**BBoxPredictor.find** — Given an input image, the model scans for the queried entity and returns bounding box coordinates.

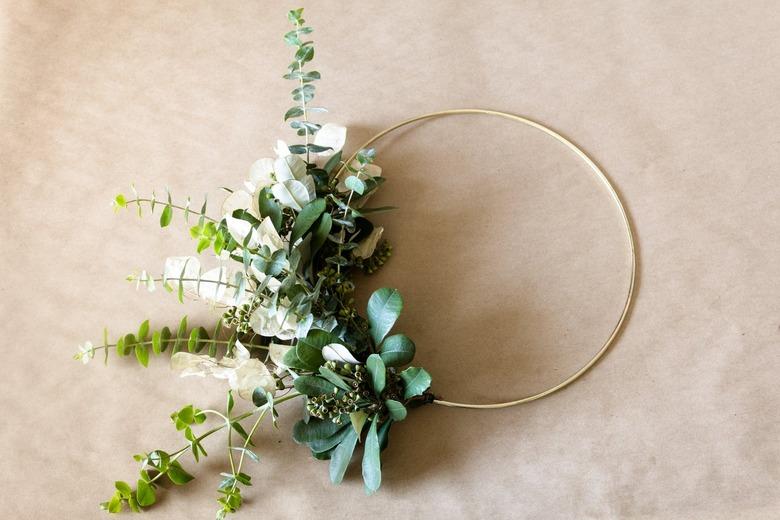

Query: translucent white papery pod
[249,302,299,341]
[221,190,254,219]
[274,154,307,182]
[225,215,261,249]
[313,123,347,157]
[163,256,201,293]
[271,177,315,211]
[248,157,275,193]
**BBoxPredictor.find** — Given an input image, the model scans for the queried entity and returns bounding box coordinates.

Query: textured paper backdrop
[1,1,778,518]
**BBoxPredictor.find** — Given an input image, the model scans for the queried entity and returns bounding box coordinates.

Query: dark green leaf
[294,329,339,370]
[160,326,172,352]
[291,198,326,244]
[251,387,268,407]
[379,334,416,366]
[291,83,315,102]
[285,107,305,121]
[367,288,403,346]
[378,419,392,452]
[288,143,331,154]
[362,418,381,494]
[281,346,307,371]
[294,44,314,63]
[323,150,342,174]
[294,375,336,396]
[257,188,282,230]
[310,213,332,257]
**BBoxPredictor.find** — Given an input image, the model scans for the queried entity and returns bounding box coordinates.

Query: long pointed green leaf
[366,354,386,396]
[361,418,381,494]
[329,427,358,484]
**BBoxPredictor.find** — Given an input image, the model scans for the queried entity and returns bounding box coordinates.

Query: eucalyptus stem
[123,198,218,223]
[229,407,269,496]
[294,19,311,163]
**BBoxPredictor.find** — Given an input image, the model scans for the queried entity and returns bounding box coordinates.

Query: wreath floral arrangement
[76,9,432,516]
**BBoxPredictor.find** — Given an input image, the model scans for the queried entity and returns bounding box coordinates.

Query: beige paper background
[1,1,778,518]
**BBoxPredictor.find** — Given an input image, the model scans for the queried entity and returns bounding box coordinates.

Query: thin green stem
[143,392,303,485]
[295,20,310,163]
[229,407,268,495]
[124,198,218,223]
[92,339,268,353]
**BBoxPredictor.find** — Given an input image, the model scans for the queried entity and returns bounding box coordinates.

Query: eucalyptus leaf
[136,479,155,507]
[284,106,304,120]
[344,175,366,194]
[160,205,173,227]
[166,462,194,485]
[135,343,149,367]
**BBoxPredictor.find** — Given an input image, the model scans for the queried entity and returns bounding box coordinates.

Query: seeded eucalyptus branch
[77,8,433,515]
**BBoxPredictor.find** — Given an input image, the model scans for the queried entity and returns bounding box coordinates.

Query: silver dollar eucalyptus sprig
[75,8,433,518]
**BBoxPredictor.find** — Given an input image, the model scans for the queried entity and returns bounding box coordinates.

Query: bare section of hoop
[340,109,636,410]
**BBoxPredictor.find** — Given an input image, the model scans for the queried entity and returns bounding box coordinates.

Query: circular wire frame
[339,109,637,409]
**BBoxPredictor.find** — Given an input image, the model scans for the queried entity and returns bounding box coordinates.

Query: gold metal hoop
[339,109,637,409]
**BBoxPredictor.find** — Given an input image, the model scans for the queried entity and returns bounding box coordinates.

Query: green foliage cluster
[81,8,435,516]
[291,288,430,494]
